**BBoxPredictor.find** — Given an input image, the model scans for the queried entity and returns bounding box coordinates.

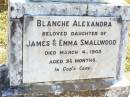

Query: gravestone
[4,0,130,96]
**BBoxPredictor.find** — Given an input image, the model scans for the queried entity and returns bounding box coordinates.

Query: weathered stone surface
[11,0,129,5]
[2,83,130,97]
[9,1,130,85]
[5,0,130,97]
[10,2,130,19]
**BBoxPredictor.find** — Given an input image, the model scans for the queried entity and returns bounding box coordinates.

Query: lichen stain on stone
[10,4,25,18]
[11,6,15,11]
[117,16,123,24]
[24,16,33,33]
[11,21,16,38]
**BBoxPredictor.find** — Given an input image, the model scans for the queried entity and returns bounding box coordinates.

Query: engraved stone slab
[23,16,121,83]
[9,1,130,85]
[4,0,130,96]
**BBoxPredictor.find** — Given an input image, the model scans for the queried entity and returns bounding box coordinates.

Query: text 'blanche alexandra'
[37,20,112,27]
